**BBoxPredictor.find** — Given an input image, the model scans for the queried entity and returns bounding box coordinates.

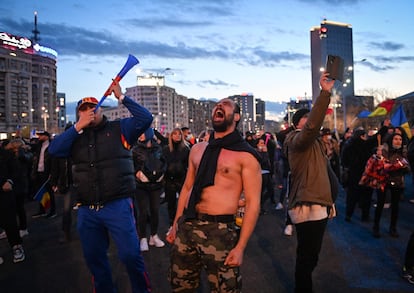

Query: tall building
[0,14,58,137]
[228,93,256,134]
[187,98,215,136]
[103,77,188,135]
[310,19,354,131]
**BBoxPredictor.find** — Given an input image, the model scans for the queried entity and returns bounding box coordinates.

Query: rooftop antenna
[32,11,40,43]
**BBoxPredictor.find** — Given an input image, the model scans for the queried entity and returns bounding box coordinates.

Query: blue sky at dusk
[1,0,413,106]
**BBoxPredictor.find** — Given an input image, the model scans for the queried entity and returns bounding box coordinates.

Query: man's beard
[212,113,234,132]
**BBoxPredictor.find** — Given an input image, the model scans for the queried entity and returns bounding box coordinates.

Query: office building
[310,19,354,131]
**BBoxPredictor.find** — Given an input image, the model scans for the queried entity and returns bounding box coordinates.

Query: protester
[0,142,25,263]
[48,81,153,293]
[373,133,410,238]
[341,128,377,222]
[403,232,414,284]
[167,98,262,292]
[5,138,32,237]
[31,130,56,219]
[133,127,167,251]
[181,126,195,147]
[162,128,190,230]
[283,72,335,293]
[256,137,274,214]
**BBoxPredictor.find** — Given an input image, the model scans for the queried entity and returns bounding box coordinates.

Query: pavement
[1,177,414,293]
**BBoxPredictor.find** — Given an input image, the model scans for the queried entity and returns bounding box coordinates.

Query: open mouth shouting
[213,109,225,121]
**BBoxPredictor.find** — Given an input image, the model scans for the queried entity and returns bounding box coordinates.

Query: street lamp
[41,106,49,131]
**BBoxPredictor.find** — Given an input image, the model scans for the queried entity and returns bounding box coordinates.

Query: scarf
[184,130,261,218]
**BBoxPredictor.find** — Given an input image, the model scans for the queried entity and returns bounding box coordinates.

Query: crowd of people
[1,74,414,292]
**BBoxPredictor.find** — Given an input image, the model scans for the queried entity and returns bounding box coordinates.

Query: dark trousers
[135,188,162,237]
[405,232,414,269]
[261,173,274,209]
[294,218,328,293]
[346,184,373,220]
[165,181,183,226]
[61,190,74,235]
[374,186,402,230]
[15,191,27,230]
[0,191,22,247]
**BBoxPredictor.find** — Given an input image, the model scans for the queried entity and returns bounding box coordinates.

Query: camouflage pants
[170,217,241,292]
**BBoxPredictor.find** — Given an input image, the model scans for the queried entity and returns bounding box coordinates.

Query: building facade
[0,31,58,138]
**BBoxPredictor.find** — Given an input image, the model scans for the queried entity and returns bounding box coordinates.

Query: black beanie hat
[292,108,310,127]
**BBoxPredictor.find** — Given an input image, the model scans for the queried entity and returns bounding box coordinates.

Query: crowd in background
[1,116,414,284]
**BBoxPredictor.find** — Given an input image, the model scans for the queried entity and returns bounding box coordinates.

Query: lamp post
[41,106,49,131]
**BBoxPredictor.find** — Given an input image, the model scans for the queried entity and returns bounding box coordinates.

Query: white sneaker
[149,234,165,247]
[140,238,149,252]
[284,224,293,236]
[275,203,284,210]
[19,229,29,238]
[0,231,7,240]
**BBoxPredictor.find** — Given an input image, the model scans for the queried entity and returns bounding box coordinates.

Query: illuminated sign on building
[33,43,58,59]
[0,32,32,49]
[1,32,58,60]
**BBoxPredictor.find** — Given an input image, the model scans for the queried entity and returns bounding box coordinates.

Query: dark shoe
[46,212,57,219]
[372,226,381,238]
[402,267,414,284]
[389,228,399,238]
[361,216,370,222]
[32,212,47,219]
[59,232,71,244]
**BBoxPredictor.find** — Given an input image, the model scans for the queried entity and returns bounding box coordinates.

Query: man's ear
[234,113,240,123]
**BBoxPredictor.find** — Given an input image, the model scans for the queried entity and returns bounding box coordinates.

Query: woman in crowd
[373,132,410,238]
[133,128,167,251]
[162,128,189,232]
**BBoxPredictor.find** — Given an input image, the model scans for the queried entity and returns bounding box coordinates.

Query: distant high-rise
[310,19,354,130]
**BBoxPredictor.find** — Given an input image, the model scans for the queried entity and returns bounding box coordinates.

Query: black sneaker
[32,212,47,219]
[12,244,25,263]
[402,267,414,284]
[372,226,381,238]
[389,228,399,238]
[46,212,57,219]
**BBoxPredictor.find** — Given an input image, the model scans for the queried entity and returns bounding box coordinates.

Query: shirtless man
[166,98,262,292]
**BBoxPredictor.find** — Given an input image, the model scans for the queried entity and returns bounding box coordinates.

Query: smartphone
[326,55,344,81]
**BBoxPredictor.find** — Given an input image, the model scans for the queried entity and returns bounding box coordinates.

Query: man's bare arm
[225,153,261,266]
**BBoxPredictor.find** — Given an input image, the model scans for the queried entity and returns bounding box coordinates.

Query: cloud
[197,79,238,88]
[297,0,362,4]
[369,41,405,51]
[0,17,308,68]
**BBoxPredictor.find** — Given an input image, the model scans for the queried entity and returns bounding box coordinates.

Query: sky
[1,0,413,107]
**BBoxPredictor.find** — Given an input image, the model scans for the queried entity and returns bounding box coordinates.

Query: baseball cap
[36,130,50,137]
[77,97,99,110]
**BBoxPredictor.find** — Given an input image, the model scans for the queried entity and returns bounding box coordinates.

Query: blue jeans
[77,197,151,293]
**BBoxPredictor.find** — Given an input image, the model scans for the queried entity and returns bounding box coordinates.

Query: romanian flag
[368,99,395,117]
[391,104,412,139]
[33,179,51,210]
